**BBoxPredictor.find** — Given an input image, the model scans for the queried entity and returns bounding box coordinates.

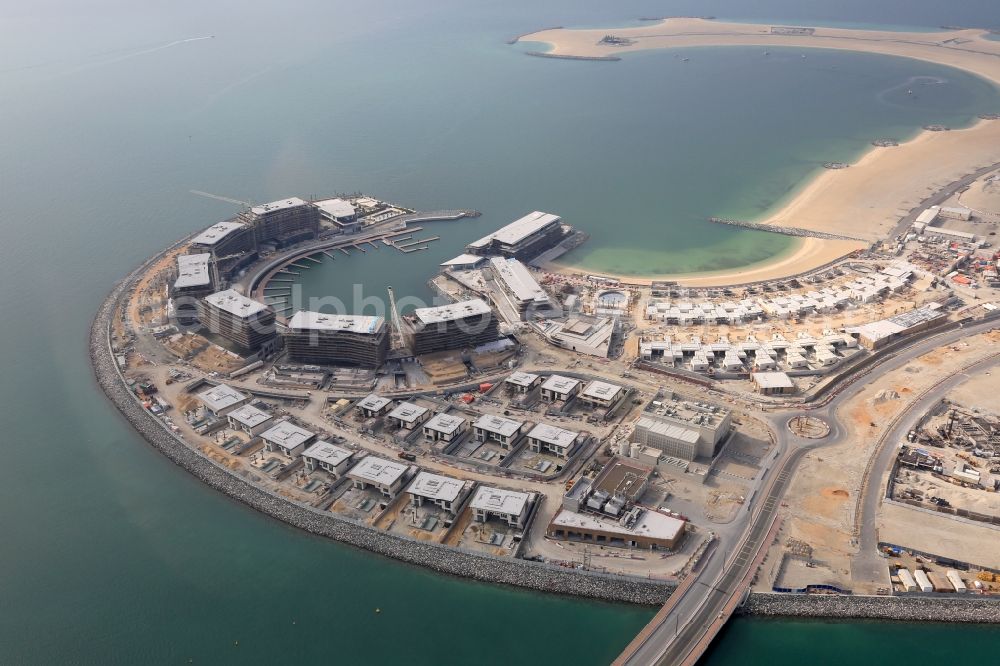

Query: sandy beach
[522,19,1000,285]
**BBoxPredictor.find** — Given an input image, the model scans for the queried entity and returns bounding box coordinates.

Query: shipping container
[897,568,917,592]
[914,569,934,592]
[946,570,968,593]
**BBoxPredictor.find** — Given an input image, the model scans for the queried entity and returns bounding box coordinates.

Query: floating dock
[305,255,323,264]
[398,245,429,254]
[352,244,367,253]
[322,250,335,259]
[277,269,299,276]
[339,247,350,256]
[289,262,311,269]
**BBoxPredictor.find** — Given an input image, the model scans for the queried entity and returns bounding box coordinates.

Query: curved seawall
[89,250,673,606]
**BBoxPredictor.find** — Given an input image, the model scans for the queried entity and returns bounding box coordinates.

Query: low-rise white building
[470,486,535,528]
[540,374,581,402]
[422,413,467,443]
[526,423,580,459]
[227,404,273,436]
[505,371,541,393]
[356,394,393,419]
[473,414,525,448]
[197,384,248,416]
[302,441,355,477]
[405,471,472,514]
[387,402,430,430]
[260,420,315,458]
[580,380,625,408]
[346,456,412,498]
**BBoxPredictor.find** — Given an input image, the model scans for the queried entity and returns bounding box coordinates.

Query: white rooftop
[582,380,624,401]
[260,420,315,450]
[470,486,531,517]
[203,289,270,319]
[489,257,549,304]
[288,310,384,334]
[174,253,212,289]
[348,455,409,486]
[228,404,272,428]
[473,414,524,438]
[387,402,429,424]
[406,471,467,503]
[314,198,356,219]
[424,412,466,435]
[752,372,794,389]
[542,374,581,394]
[413,298,492,325]
[635,416,700,444]
[357,394,392,412]
[527,423,578,448]
[197,384,246,412]
[440,253,486,267]
[505,371,540,387]
[302,441,353,467]
[551,508,685,542]
[191,220,246,246]
[251,197,309,216]
[468,211,561,249]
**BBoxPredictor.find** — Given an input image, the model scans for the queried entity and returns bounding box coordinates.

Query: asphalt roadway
[618,317,999,666]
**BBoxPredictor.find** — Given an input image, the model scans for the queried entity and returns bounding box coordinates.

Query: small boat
[682,57,690,62]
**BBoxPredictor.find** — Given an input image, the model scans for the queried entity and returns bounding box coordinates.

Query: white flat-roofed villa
[226,404,273,436]
[387,402,430,430]
[470,486,535,528]
[346,456,413,498]
[197,384,248,416]
[541,374,581,402]
[526,423,581,459]
[301,441,355,477]
[580,380,625,408]
[422,413,467,442]
[356,393,393,418]
[505,371,541,393]
[405,471,472,514]
[473,414,526,448]
[260,420,316,458]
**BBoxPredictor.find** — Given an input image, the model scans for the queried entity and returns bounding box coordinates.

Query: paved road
[617,317,999,665]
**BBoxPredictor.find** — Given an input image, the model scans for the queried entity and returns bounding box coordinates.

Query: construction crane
[387,286,406,350]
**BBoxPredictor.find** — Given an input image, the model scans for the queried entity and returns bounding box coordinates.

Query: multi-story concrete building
[197,384,248,417]
[403,299,499,355]
[198,289,277,353]
[580,380,626,409]
[526,423,580,459]
[346,456,413,498]
[314,198,359,234]
[171,253,217,325]
[243,197,319,247]
[540,375,581,403]
[505,371,541,394]
[472,414,525,448]
[466,211,566,261]
[283,310,389,368]
[470,486,535,528]
[405,471,472,515]
[487,257,552,319]
[422,413,467,443]
[630,391,732,461]
[301,441,355,477]
[356,394,393,419]
[190,220,256,258]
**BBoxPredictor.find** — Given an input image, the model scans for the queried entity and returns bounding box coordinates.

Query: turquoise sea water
[2,1,1000,664]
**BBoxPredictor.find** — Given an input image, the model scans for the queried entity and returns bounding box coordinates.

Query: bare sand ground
[523,19,1000,285]
[959,172,1000,216]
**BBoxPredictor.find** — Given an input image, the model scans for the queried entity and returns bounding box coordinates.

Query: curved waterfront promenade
[522,18,1000,287]
[89,241,672,606]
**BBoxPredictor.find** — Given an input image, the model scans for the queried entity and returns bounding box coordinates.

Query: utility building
[283,310,389,368]
[198,289,277,353]
[631,391,732,461]
[403,299,499,355]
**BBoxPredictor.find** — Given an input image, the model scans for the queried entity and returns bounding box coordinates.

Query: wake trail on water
[56,36,215,78]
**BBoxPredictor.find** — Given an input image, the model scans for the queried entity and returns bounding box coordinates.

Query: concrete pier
[322,250,335,259]
[289,262,311,269]
[305,255,323,264]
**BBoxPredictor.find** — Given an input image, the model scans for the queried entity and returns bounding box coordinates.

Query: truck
[397,451,416,462]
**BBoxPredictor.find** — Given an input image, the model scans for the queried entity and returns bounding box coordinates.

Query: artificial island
[93,18,1000,666]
